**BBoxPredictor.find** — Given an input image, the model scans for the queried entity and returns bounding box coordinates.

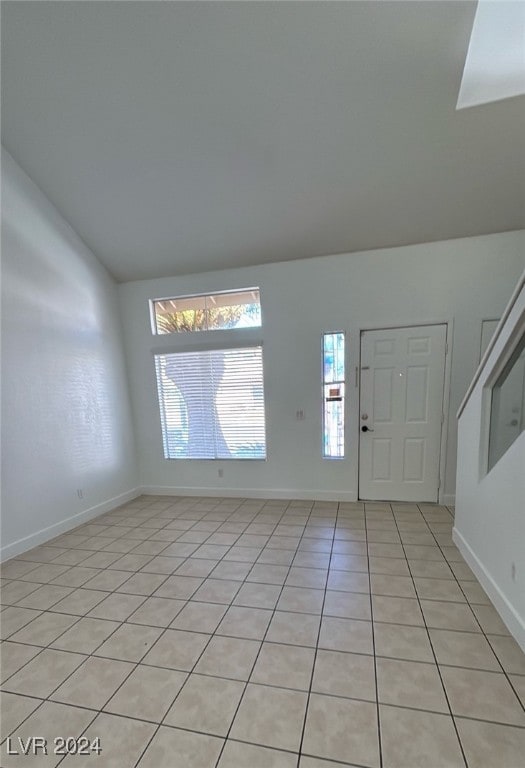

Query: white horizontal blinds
[155,347,266,460]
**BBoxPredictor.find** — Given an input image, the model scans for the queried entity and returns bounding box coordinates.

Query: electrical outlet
[296,409,305,421]
[77,489,83,499]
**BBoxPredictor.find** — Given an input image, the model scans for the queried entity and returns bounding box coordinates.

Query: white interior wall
[118,230,525,502]
[454,273,525,650]
[1,149,138,560]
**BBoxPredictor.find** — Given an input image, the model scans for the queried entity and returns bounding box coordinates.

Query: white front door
[358,324,447,502]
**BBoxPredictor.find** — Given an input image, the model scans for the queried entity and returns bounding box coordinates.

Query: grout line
[294,502,337,768]
[365,502,384,768]
[397,502,469,768]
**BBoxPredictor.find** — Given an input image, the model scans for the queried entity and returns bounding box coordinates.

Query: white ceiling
[2,1,524,282]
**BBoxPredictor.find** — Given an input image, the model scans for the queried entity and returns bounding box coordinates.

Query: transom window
[151,288,261,334]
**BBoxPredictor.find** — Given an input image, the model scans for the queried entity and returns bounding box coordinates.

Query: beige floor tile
[369,557,410,576]
[0,641,41,683]
[471,604,511,635]
[94,622,163,661]
[61,713,155,768]
[143,628,210,671]
[367,543,403,559]
[413,577,465,603]
[217,605,273,640]
[323,590,371,620]
[1,561,40,580]
[374,622,434,662]
[286,567,327,589]
[303,693,379,766]
[299,758,361,768]
[370,574,416,599]
[116,572,167,595]
[209,561,252,580]
[105,664,186,721]
[293,552,331,569]
[170,601,227,633]
[2,701,95,768]
[3,649,86,698]
[154,575,204,599]
[407,560,453,578]
[510,674,525,707]
[176,558,219,577]
[277,586,324,614]
[460,580,491,605]
[377,657,448,712]
[319,616,373,655]
[371,596,424,626]
[218,741,297,767]
[266,610,320,647]
[329,554,368,572]
[312,649,376,701]
[230,683,308,752]
[109,553,156,571]
[449,562,476,581]
[379,705,464,768]
[441,666,525,725]
[429,628,500,670]
[50,617,120,653]
[16,584,74,611]
[137,725,223,768]
[51,655,133,709]
[17,563,70,583]
[141,555,185,574]
[224,546,262,563]
[86,592,145,621]
[456,717,525,768]
[79,551,122,569]
[251,642,315,690]
[9,611,77,646]
[419,600,480,632]
[326,570,370,593]
[192,578,242,604]
[52,588,107,616]
[165,673,244,735]
[51,566,101,588]
[127,596,185,627]
[403,544,445,561]
[0,691,41,739]
[1,580,42,605]
[233,582,281,609]
[195,635,260,680]
[247,564,289,585]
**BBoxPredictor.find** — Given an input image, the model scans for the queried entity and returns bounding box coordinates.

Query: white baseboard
[1,488,141,563]
[453,527,525,653]
[139,485,358,502]
[442,493,455,506]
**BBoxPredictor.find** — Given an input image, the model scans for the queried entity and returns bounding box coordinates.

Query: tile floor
[1,496,524,768]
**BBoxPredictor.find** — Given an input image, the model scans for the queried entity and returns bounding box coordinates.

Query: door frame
[353,318,453,505]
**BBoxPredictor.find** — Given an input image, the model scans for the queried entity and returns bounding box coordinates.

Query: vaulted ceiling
[2,1,524,281]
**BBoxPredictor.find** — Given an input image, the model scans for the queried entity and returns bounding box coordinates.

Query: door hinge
[441,413,445,424]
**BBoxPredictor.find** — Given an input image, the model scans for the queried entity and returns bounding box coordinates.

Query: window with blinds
[154,347,266,460]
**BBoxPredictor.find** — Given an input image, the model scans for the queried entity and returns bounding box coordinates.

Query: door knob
[361,425,374,432]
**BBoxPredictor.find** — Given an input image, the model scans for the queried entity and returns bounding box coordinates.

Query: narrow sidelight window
[322,332,345,458]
